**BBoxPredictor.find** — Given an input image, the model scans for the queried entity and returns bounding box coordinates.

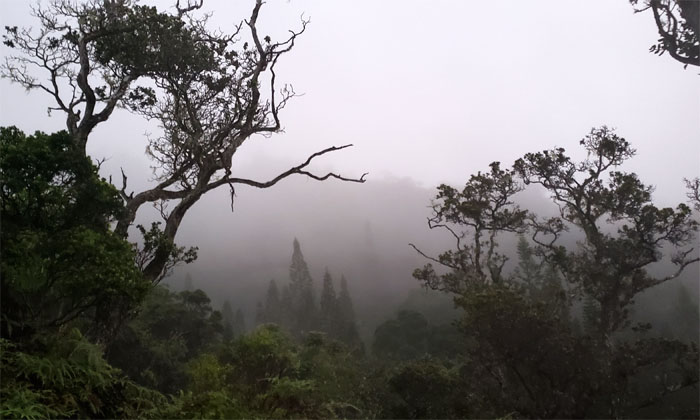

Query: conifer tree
[337,275,360,345]
[319,269,338,334]
[288,238,316,336]
[264,279,281,325]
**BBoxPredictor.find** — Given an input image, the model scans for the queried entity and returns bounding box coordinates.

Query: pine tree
[288,238,316,336]
[221,300,235,340]
[337,275,360,345]
[319,269,337,334]
[264,279,281,325]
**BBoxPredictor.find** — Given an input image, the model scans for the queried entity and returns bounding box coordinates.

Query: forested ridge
[1,0,698,418]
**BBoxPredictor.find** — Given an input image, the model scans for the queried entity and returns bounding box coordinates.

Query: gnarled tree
[2,0,366,283]
[412,127,699,417]
[514,126,699,337]
[411,162,528,294]
[631,0,699,67]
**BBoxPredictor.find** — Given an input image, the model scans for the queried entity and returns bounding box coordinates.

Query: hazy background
[1,0,698,337]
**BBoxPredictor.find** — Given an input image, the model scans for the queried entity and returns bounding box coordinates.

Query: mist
[1,0,698,418]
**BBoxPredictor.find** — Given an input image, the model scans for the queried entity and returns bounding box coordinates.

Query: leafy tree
[221,324,297,400]
[411,162,528,293]
[514,126,698,337]
[0,127,148,342]
[216,326,371,418]
[373,310,463,363]
[167,353,247,419]
[513,235,569,322]
[295,332,366,418]
[106,286,224,394]
[386,359,470,419]
[631,0,699,67]
[2,0,365,283]
[373,311,429,361]
[412,127,699,417]
[454,285,604,418]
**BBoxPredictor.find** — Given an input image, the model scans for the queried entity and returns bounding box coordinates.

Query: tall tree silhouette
[288,239,316,336]
[263,279,282,325]
[319,269,338,334]
[337,275,360,345]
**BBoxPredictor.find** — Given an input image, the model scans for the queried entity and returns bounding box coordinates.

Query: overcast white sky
[1,0,698,207]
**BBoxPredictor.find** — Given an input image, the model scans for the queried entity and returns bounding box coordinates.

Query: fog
[1,0,698,337]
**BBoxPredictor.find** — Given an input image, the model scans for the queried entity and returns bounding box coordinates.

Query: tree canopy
[2,0,366,283]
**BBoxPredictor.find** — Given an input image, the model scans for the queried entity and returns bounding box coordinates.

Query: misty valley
[1,0,699,419]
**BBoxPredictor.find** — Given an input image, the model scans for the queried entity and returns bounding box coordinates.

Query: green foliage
[454,285,608,417]
[514,127,698,336]
[411,128,699,417]
[0,331,167,419]
[0,127,121,231]
[386,359,470,419]
[512,235,569,323]
[373,311,429,361]
[134,222,198,283]
[0,127,148,339]
[297,333,365,414]
[106,286,223,394]
[90,3,217,80]
[224,324,298,397]
[413,162,528,292]
[373,311,463,362]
